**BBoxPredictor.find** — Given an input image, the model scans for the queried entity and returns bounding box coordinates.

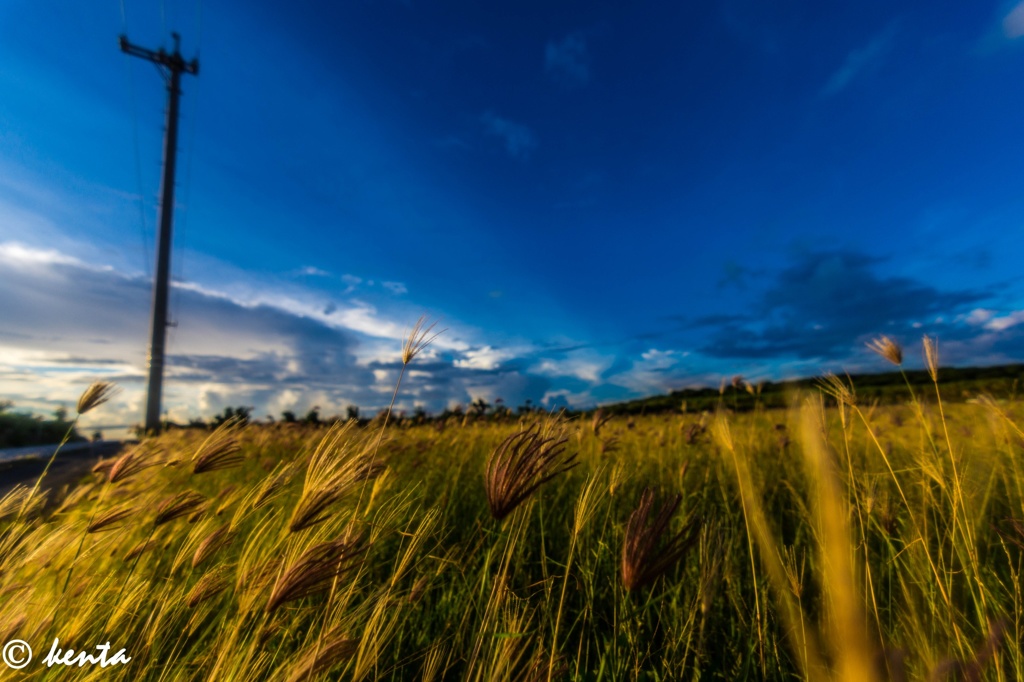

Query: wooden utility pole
[120,32,199,434]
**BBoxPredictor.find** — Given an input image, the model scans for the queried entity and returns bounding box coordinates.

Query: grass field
[2,361,1024,680]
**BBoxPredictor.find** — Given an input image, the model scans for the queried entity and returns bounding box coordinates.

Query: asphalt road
[0,440,129,499]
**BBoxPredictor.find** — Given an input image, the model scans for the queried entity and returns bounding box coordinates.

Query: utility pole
[120,32,199,434]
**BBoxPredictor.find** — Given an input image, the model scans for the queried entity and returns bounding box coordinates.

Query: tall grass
[1,368,1023,679]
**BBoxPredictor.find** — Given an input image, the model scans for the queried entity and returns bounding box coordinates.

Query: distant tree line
[0,400,84,449]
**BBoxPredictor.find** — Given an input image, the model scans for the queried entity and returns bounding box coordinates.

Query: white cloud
[545,33,591,85]
[382,281,408,295]
[481,112,538,160]
[454,345,509,370]
[962,308,995,325]
[298,265,331,277]
[984,310,1024,332]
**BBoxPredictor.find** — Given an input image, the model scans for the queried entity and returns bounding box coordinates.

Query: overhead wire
[120,0,153,280]
[168,0,203,350]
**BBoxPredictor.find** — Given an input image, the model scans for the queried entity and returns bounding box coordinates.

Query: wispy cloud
[1005,1,1024,39]
[545,32,591,85]
[480,111,538,160]
[821,23,898,96]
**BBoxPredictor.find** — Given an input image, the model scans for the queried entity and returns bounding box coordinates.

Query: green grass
[1,381,1023,680]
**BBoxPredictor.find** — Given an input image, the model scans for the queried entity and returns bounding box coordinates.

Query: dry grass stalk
[929,619,1007,682]
[192,523,238,568]
[923,335,940,382]
[621,487,700,592]
[86,504,135,533]
[286,627,359,682]
[154,491,208,526]
[867,336,903,366]
[186,566,233,608]
[266,533,367,613]
[192,418,245,474]
[76,381,120,415]
[484,425,577,521]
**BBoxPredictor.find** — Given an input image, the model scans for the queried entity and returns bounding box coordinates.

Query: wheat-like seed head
[866,336,903,366]
[402,315,445,365]
[922,335,939,383]
[192,523,237,568]
[154,490,207,526]
[76,381,120,415]
[192,418,245,474]
[185,565,233,608]
[86,504,135,533]
[817,372,856,407]
[265,533,367,613]
[286,627,359,682]
[289,425,385,532]
[108,444,163,484]
[621,487,701,592]
[484,424,578,521]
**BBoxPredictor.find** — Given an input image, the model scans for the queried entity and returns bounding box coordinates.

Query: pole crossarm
[119,33,199,77]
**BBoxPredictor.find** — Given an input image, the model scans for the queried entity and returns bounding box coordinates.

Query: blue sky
[3,0,1024,431]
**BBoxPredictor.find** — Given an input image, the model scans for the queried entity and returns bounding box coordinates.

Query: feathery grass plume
[154,490,208,526]
[185,566,233,608]
[76,381,120,415]
[286,628,359,682]
[192,523,238,568]
[86,504,135,533]
[621,487,701,592]
[266,532,367,613]
[192,417,245,474]
[108,444,163,484]
[923,334,940,382]
[290,424,386,532]
[817,372,856,407]
[866,335,903,366]
[402,315,445,365]
[0,486,38,521]
[995,517,1024,549]
[484,424,577,521]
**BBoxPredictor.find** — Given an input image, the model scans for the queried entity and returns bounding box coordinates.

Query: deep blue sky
[3,0,1024,429]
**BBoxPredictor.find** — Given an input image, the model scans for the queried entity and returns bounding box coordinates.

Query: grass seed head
[867,336,903,366]
[192,418,245,474]
[154,490,208,526]
[923,334,940,382]
[402,315,445,365]
[86,504,135,533]
[621,487,701,592]
[265,532,367,613]
[109,444,163,484]
[484,424,578,521]
[286,627,359,682]
[76,381,120,415]
[192,523,237,568]
[186,566,233,608]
